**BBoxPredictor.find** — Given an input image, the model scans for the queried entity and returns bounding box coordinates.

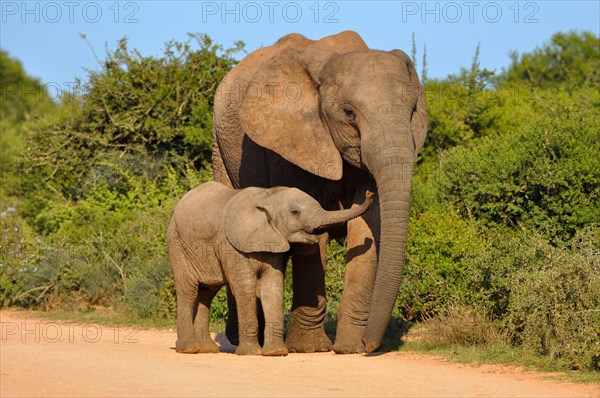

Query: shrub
[124,258,175,319]
[398,209,486,321]
[2,35,240,315]
[439,105,600,244]
[0,206,42,308]
[504,31,600,88]
[505,228,600,370]
[458,227,600,370]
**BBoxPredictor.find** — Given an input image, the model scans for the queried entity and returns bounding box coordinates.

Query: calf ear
[224,188,290,254]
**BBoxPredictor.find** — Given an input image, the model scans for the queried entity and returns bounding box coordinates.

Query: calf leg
[191,286,220,353]
[259,256,288,356]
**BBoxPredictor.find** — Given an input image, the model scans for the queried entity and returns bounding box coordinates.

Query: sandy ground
[1,310,598,398]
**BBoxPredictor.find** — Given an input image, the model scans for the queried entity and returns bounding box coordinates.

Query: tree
[504,31,599,88]
[1,51,55,195]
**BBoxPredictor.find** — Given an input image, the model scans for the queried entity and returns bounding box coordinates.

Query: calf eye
[343,108,355,119]
[291,210,300,217]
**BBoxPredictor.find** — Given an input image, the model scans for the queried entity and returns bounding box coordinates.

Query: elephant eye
[343,108,355,120]
[291,210,300,217]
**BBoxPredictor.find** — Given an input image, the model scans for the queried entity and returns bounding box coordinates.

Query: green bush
[1,35,241,317]
[0,50,56,173]
[439,106,600,244]
[124,258,175,319]
[504,31,600,88]
[399,209,486,321]
[505,228,600,370]
[0,207,42,307]
[454,228,600,370]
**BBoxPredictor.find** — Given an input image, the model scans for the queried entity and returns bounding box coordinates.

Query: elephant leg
[228,266,262,356]
[191,286,220,353]
[334,189,380,354]
[258,257,288,356]
[225,288,266,347]
[170,238,204,354]
[175,292,202,353]
[285,234,333,353]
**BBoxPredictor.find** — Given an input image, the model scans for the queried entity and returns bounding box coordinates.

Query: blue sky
[1,1,599,89]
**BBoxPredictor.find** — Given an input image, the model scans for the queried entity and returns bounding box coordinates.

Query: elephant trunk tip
[364,190,374,204]
[359,189,374,211]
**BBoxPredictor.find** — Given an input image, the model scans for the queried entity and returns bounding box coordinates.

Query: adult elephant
[212,31,427,353]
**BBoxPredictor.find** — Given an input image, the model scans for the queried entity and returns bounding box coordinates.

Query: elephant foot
[235,341,262,356]
[175,337,219,354]
[285,327,332,353]
[262,342,289,357]
[333,329,367,354]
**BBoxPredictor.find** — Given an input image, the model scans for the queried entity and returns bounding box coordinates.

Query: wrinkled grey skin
[212,31,428,353]
[167,181,373,355]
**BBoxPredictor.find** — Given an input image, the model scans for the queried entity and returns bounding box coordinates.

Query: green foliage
[406,31,600,370]
[399,209,486,321]
[0,51,56,203]
[504,31,600,88]
[0,207,42,307]
[421,45,534,162]
[439,98,600,244]
[20,35,241,227]
[505,228,600,370]
[325,238,347,319]
[459,228,600,370]
[1,35,242,321]
[0,50,56,156]
[124,258,175,318]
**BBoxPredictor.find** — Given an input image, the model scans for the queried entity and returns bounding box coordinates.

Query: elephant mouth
[290,231,321,245]
[305,234,321,244]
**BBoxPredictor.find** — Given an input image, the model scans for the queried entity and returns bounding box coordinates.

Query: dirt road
[1,310,597,397]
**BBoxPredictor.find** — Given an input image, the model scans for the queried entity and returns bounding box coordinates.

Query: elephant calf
[167,181,373,355]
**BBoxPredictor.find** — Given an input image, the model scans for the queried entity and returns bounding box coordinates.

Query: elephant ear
[389,49,429,151]
[239,48,343,181]
[224,188,290,254]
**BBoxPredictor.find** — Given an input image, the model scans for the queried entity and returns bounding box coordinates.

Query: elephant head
[238,39,428,351]
[224,188,374,254]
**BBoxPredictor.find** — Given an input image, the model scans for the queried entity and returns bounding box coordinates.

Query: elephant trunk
[362,142,414,353]
[309,191,374,231]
